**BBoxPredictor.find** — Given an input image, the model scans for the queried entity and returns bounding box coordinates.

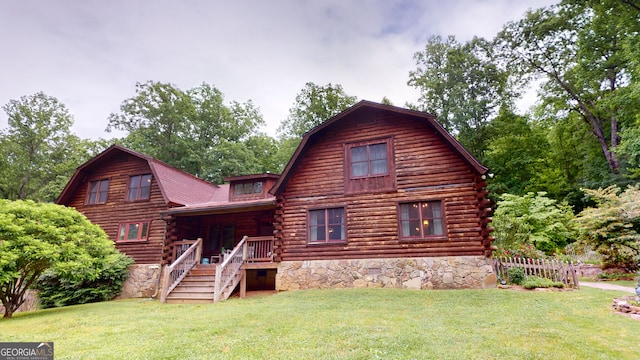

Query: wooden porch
[160,236,277,304]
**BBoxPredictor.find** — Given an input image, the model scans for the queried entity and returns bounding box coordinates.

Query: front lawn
[1,288,638,359]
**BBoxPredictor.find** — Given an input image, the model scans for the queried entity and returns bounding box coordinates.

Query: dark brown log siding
[65,156,168,263]
[277,113,486,261]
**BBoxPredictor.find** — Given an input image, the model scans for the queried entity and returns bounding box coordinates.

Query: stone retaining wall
[119,264,161,298]
[276,256,496,291]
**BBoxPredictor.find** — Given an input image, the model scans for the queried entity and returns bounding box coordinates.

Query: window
[399,201,445,239]
[345,138,395,194]
[127,174,152,201]
[117,221,149,241]
[234,181,263,196]
[350,142,388,178]
[308,207,346,243]
[86,179,109,204]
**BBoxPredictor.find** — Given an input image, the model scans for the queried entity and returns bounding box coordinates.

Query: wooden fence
[493,257,580,289]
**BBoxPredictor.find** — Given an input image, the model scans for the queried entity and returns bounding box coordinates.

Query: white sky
[0,0,557,140]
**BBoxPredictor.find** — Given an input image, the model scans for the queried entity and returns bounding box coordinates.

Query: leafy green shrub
[522,276,565,289]
[493,243,546,259]
[595,269,636,281]
[573,185,640,272]
[507,267,526,285]
[493,192,576,255]
[36,252,133,308]
[0,199,133,317]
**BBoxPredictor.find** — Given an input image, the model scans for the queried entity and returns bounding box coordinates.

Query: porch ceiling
[162,198,276,217]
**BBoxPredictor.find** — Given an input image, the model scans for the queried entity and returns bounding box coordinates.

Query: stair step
[189,270,216,276]
[172,286,214,293]
[178,281,215,287]
[182,276,216,282]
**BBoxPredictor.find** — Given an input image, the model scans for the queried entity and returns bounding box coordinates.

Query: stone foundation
[276,256,496,291]
[119,264,161,298]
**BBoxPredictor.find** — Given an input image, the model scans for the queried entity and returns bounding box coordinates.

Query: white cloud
[0,0,557,139]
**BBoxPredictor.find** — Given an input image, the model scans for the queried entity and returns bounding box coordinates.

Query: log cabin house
[57,101,496,303]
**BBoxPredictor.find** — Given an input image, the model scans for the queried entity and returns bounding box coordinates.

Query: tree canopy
[107,81,276,183]
[409,35,512,160]
[0,92,95,202]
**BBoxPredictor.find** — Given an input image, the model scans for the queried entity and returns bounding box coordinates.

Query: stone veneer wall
[276,256,496,291]
[119,264,161,298]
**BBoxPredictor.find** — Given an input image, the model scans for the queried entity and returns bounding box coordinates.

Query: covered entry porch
[159,196,278,303]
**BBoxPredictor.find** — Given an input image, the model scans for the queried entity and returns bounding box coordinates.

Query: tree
[483,108,549,196]
[0,200,132,318]
[278,82,357,139]
[493,192,576,254]
[108,82,267,183]
[0,92,93,202]
[573,185,640,271]
[496,1,640,174]
[107,81,193,167]
[275,82,356,169]
[408,36,512,159]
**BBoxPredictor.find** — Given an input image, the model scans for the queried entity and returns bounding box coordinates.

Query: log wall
[276,112,491,261]
[64,156,168,264]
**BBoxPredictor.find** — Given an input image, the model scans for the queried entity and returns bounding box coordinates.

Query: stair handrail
[160,238,203,302]
[214,235,247,302]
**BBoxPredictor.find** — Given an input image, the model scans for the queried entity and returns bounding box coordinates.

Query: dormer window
[234,181,263,196]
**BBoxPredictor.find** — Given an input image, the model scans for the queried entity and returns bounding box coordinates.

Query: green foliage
[0,92,95,202]
[108,81,275,183]
[484,108,550,196]
[0,200,132,317]
[493,192,576,254]
[573,185,640,271]
[408,35,512,160]
[595,269,637,281]
[521,276,564,289]
[496,1,640,174]
[274,82,357,167]
[35,252,133,309]
[507,267,526,285]
[278,82,357,139]
[492,244,545,260]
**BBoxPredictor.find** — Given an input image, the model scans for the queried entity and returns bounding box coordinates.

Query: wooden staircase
[165,264,217,304]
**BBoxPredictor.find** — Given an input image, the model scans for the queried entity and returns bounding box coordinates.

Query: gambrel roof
[270,100,488,196]
[56,144,221,207]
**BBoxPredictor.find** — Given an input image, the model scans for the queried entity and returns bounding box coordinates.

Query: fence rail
[493,256,579,289]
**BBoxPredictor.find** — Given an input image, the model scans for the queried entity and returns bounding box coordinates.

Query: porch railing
[160,238,203,302]
[493,256,579,289]
[245,236,274,262]
[214,236,247,302]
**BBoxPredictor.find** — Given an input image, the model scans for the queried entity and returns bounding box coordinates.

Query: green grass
[1,288,639,359]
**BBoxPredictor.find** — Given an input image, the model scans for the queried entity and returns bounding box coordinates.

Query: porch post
[240,269,247,298]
